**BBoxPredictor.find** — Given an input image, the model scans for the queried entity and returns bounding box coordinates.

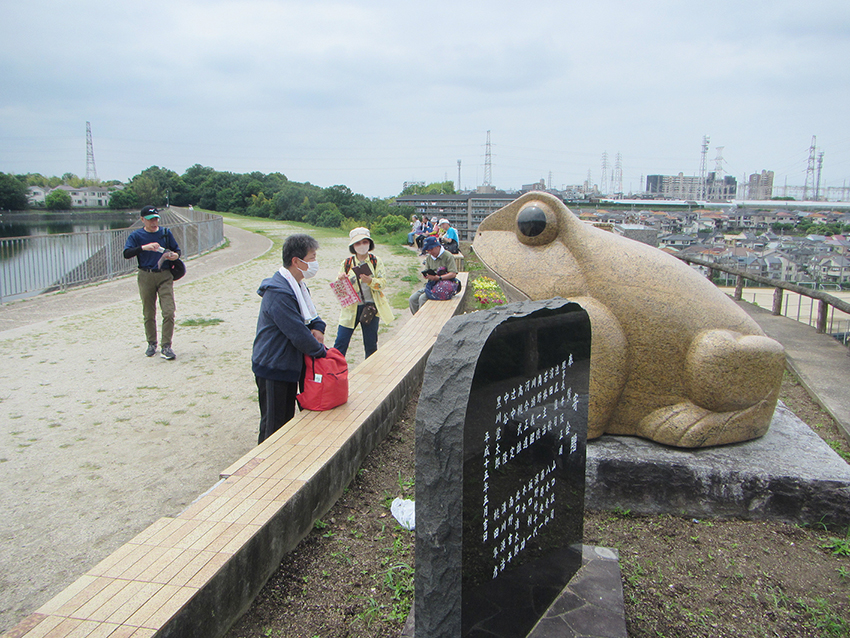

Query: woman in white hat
[333,227,394,358]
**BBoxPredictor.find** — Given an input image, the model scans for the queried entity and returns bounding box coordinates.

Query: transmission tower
[804,136,817,200]
[614,152,623,195]
[600,151,609,196]
[698,135,710,200]
[815,151,824,201]
[483,130,492,187]
[85,121,98,182]
[457,160,462,191]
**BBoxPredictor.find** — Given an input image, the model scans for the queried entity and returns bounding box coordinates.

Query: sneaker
[145,343,157,357]
[160,345,176,360]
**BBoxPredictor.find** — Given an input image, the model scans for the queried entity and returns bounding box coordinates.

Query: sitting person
[406,214,423,246]
[415,217,439,251]
[438,218,460,254]
[333,227,394,358]
[408,236,458,315]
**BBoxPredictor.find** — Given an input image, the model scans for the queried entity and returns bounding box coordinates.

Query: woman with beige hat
[333,227,394,358]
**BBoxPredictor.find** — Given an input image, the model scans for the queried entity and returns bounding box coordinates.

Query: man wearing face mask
[252,234,327,444]
[333,227,394,359]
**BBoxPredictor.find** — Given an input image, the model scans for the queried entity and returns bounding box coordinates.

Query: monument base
[586,402,850,528]
[402,545,627,638]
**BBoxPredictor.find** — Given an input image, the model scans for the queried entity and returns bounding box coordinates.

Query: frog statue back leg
[472,192,786,448]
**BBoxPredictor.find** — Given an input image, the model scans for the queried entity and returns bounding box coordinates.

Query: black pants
[256,375,299,444]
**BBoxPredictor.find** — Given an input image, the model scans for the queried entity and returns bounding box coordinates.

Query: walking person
[333,228,394,359]
[123,205,181,359]
[252,234,327,444]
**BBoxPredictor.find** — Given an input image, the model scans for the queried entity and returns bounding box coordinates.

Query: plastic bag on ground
[390,497,415,531]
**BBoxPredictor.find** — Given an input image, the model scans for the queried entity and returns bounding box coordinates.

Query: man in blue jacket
[252,234,327,444]
[123,205,181,360]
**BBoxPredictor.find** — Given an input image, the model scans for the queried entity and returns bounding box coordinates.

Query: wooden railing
[676,254,850,338]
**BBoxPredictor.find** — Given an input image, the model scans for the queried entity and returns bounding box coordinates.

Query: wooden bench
[3,275,468,638]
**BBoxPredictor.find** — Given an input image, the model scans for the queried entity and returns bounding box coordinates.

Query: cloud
[2,0,849,197]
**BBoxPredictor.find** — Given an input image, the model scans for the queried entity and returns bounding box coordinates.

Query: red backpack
[297,348,349,411]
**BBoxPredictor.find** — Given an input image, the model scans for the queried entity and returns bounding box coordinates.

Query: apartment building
[393,191,520,240]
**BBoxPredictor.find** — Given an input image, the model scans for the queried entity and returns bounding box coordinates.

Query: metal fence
[0,208,224,303]
[677,254,850,347]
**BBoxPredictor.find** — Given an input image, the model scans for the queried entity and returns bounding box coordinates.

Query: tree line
[1,167,453,235]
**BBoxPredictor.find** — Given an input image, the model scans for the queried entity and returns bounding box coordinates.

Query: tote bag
[297,348,349,411]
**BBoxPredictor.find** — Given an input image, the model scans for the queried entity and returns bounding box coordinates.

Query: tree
[45,188,72,210]
[133,175,162,207]
[400,180,455,196]
[0,173,29,210]
[109,186,138,209]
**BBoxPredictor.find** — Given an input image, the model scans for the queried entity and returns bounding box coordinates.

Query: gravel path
[0,217,421,632]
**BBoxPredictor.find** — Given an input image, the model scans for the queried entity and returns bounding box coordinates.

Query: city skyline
[1,0,848,198]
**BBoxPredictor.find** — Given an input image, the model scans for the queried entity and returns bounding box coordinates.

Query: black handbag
[165,258,186,281]
[359,302,378,324]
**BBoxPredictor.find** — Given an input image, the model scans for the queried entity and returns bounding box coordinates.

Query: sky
[2,0,849,199]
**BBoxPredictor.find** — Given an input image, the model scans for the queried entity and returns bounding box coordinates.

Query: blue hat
[423,236,440,250]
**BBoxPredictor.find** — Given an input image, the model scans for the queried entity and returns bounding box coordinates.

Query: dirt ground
[225,373,850,638]
[0,217,423,633]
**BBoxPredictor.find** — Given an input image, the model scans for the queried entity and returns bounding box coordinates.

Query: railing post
[734,275,744,301]
[772,287,783,316]
[816,299,828,334]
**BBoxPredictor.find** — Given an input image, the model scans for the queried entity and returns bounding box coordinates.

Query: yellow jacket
[336,253,395,329]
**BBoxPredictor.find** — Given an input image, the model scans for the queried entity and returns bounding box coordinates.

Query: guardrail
[0,208,223,303]
[676,254,850,344]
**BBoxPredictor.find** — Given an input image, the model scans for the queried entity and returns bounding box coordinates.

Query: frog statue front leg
[635,329,786,447]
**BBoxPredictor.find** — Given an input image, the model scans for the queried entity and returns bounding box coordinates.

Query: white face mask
[299,258,320,279]
[353,243,370,256]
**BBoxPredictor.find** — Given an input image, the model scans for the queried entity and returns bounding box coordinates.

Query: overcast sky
[2,0,849,198]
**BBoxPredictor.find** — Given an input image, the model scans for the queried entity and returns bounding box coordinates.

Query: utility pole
[804,136,817,201]
[85,121,98,182]
[614,152,623,197]
[711,146,724,200]
[600,151,609,196]
[483,130,492,187]
[698,135,710,200]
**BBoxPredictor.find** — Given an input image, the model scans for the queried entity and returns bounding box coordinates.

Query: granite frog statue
[472,192,785,448]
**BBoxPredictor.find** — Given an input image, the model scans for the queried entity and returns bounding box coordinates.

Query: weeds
[180,317,224,327]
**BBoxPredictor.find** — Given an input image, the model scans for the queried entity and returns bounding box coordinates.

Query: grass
[180,317,224,327]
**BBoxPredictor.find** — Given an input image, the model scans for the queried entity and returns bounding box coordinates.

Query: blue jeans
[334,305,380,358]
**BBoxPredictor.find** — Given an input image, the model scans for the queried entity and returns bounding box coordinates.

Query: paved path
[738,300,850,442]
[0,219,424,633]
[0,223,272,334]
[0,223,276,632]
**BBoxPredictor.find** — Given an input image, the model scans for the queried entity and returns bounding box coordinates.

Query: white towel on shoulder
[279,267,319,324]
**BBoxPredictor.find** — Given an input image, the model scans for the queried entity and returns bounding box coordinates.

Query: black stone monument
[415,298,590,638]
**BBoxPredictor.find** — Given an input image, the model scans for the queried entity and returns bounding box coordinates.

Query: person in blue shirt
[438,218,460,254]
[123,206,182,359]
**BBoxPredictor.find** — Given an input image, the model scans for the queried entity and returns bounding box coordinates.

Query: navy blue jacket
[123,227,181,270]
[251,271,327,382]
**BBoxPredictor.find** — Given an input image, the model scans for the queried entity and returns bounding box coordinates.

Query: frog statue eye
[514,201,559,246]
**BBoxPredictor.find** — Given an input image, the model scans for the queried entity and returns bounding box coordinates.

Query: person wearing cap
[438,218,460,254]
[408,235,458,315]
[252,233,327,443]
[333,227,394,358]
[123,205,182,359]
